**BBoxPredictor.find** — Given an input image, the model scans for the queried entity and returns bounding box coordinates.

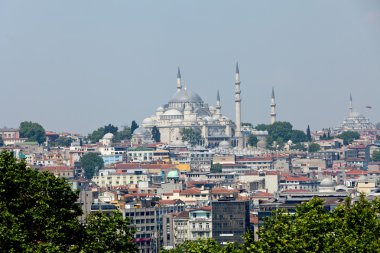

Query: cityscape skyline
[1,1,379,134]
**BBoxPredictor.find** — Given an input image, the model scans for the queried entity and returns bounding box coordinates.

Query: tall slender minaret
[270,87,277,124]
[234,62,243,148]
[216,90,221,116]
[349,93,353,115]
[177,67,182,91]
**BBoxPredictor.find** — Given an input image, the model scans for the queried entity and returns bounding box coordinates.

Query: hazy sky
[1,1,379,135]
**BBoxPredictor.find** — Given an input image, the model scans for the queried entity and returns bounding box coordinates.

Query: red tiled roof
[40,166,73,172]
[211,187,238,194]
[252,191,274,198]
[282,189,311,193]
[346,170,367,175]
[115,163,176,170]
[283,176,311,182]
[180,188,201,195]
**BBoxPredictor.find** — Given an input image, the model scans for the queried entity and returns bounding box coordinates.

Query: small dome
[133,127,148,135]
[103,133,114,139]
[142,117,154,125]
[156,106,164,112]
[320,177,334,187]
[163,109,183,116]
[203,116,213,122]
[257,139,267,148]
[167,170,179,178]
[219,140,230,149]
[212,115,220,120]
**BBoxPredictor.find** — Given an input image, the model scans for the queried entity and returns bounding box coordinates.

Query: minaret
[177,67,182,92]
[234,62,243,148]
[270,87,277,124]
[216,90,221,116]
[349,93,353,115]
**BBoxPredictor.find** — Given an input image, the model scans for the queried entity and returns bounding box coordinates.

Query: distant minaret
[349,93,353,115]
[216,90,221,116]
[234,62,243,148]
[177,67,182,91]
[270,87,277,124]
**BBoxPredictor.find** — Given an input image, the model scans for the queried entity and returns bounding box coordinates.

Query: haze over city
[1,0,379,134]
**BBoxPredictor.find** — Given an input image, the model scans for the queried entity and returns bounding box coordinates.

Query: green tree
[337,131,360,145]
[255,123,269,131]
[131,120,139,134]
[306,124,311,141]
[290,130,308,143]
[87,127,106,143]
[210,163,222,173]
[246,196,380,252]
[180,128,202,146]
[372,150,380,162]
[151,126,161,142]
[0,151,82,252]
[19,121,46,144]
[0,136,3,147]
[308,142,321,153]
[50,136,73,147]
[80,152,104,179]
[161,238,239,253]
[247,134,258,147]
[113,126,132,142]
[104,124,118,134]
[82,211,137,253]
[291,143,307,151]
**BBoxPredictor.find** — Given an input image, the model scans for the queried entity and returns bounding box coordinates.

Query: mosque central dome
[169,89,204,104]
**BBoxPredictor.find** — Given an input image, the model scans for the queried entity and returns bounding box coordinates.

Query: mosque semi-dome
[142,117,154,125]
[163,109,183,116]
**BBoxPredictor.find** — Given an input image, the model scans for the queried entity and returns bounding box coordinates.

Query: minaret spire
[234,62,243,148]
[216,90,221,116]
[177,67,182,92]
[271,87,277,124]
[349,93,353,115]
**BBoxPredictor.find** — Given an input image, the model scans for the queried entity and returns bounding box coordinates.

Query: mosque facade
[139,67,241,147]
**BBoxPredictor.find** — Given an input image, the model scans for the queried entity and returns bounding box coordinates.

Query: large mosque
[335,94,376,135]
[139,65,246,147]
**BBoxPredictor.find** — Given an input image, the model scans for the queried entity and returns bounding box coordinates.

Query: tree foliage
[166,196,380,253]
[180,128,202,146]
[306,125,311,141]
[87,124,119,144]
[254,121,307,148]
[50,136,73,147]
[131,120,139,135]
[372,150,380,162]
[152,126,161,142]
[0,151,137,252]
[247,134,258,147]
[80,152,104,179]
[113,126,132,142]
[308,142,321,153]
[0,151,82,252]
[19,121,46,144]
[82,211,137,253]
[337,131,360,145]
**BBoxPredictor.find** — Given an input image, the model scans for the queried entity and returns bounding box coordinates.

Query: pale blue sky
[1,1,379,134]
